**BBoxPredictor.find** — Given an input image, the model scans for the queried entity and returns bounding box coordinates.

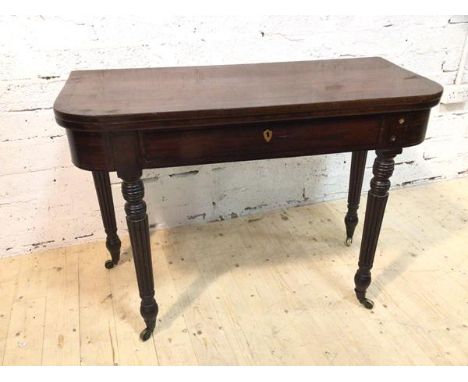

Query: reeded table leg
[118,170,158,341]
[354,149,401,309]
[92,171,122,269]
[344,151,368,246]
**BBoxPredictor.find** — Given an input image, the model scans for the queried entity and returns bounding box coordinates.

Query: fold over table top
[54,57,443,131]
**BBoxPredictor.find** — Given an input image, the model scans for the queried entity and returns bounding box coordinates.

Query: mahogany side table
[53,57,443,341]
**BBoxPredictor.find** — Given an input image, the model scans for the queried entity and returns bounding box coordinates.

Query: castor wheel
[140,327,154,341]
[355,289,374,309]
[345,237,353,246]
[139,318,156,341]
[358,297,374,310]
[104,260,115,269]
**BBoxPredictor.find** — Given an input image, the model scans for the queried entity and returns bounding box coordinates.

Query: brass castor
[358,297,374,310]
[345,237,353,246]
[140,327,153,341]
[105,259,116,269]
[140,319,156,342]
[355,288,374,310]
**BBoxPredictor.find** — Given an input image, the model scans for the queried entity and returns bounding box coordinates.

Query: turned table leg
[92,171,122,269]
[344,151,368,246]
[354,149,401,309]
[118,170,158,341]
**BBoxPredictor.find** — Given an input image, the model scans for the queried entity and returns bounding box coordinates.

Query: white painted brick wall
[1,15,467,257]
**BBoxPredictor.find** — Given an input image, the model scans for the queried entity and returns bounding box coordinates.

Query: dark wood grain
[344,151,368,246]
[92,171,121,269]
[54,57,442,131]
[66,109,431,172]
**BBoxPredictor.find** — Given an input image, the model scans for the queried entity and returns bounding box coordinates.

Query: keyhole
[263,129,273,142]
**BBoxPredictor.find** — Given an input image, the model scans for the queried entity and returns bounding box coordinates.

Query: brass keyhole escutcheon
[263,129,273,143]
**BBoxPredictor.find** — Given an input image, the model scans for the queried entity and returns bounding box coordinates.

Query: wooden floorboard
[41,247,80,365]
[1,178,467,365]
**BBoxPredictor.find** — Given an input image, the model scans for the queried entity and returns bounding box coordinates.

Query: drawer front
[140,111,428,168]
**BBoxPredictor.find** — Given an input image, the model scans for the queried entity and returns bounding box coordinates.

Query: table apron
[65,110,430,171]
